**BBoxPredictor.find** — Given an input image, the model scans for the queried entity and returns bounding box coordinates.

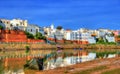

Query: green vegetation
[34,32,46,40]
[117,35,120,38]
[56,26,62,30]
[96,37,116,45]
[25,31,46,40]
[106,42,116,45]
[110,32,114,36]
[74,66,107,74]
[0,60,4,74]
[102,68,120,74]
[95,51,117,58]
[25,31,34,39]
[25,31,45,40]
[25,45,30,53]
[0,25,3,30]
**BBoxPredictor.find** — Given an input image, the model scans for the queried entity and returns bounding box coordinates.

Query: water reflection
[44,52,97,70]
[0,50,118,74]
[0,58,26,74]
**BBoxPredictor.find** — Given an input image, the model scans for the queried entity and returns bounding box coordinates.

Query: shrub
[0,25,3,30]
[25,46,30,53]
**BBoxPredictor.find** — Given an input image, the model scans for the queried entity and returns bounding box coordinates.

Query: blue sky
[0,0,120,30]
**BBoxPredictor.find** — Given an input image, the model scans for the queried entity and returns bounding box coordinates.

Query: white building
[64,29,96,44]
[0,19,11,29]
[0,19,6,29]
[64,30,72,40]
[105,32,115,42]
[26,24,40,35]
[0,18,28,30]
[10,19,28,30]
[54,29,64,40]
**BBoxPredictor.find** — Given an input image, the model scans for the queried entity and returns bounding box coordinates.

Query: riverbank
[0,43,120,51]
[35,57,120,74]
[1,44,120,74]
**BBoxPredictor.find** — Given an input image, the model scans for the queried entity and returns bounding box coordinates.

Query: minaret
[51,24,54,30]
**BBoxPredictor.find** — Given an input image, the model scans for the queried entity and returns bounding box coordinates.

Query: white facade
[50,24,54,30]
[26,24,40,35]
[54,29,64,40]
[0,19,28,30]
[44,24,65,40]
[64,29,96,44]
[44,24,56,37]
[0,19,11,29]
[105,32,115,42]
[64,30,71,40]
[70,30,79,40]
[106,36,115,42]
[0,20,6,29]
[10,19,28,30]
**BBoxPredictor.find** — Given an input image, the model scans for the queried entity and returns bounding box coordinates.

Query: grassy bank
[0,43,120,50]
[102,68,120,74]
[74,66,108,74]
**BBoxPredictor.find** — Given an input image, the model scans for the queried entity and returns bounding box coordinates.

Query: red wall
[47,38,88,44]
[27,39,45,43]
[0,30,45,43]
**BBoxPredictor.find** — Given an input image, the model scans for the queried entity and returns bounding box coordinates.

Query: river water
[0,49,117,74]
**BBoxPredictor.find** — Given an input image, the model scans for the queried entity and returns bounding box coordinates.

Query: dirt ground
[34,57,120,74]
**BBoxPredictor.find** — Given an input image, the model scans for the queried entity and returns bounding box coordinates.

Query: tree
[25,31,34,39]
[35,32,46,40]
[56,26,62,30]
[97,37,105,44]
[0,25,3,30]
[117,35,120,38]
[25,46,30,53]
[35,32,42,39]
[110,32,114,36]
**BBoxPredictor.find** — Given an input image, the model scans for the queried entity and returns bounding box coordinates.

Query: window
[31,29,32,32]
[0,21,2,23]
[20,22,22,25]
[36,29,38,33]
[10,24,13,27]
[16,24,19,26]
[7,22,9,24]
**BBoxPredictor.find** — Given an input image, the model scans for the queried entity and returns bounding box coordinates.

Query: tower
[51,24,54,30]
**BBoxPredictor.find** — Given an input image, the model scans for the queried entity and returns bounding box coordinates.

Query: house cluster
[0,18,40,35]
[0,18,120,44]
[44,25,117,44]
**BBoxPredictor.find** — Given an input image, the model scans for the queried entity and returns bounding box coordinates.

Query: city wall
[0,30,45,43]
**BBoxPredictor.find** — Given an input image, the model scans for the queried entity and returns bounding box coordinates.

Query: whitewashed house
[26,24,40,35]
[10,19,28,30]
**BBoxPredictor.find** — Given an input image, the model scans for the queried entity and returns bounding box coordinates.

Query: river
[0,49,118,74]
